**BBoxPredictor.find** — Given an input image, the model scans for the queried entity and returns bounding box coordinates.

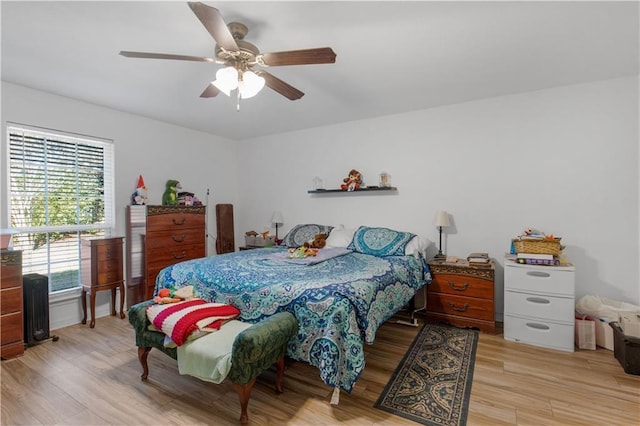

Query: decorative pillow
[347,226,416,257]
[325,225,356,248]
[282,224,334,248]
[404,235,432,256]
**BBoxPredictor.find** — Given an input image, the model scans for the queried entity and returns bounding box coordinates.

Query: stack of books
[516,252,559,266]
[467,252,491,267]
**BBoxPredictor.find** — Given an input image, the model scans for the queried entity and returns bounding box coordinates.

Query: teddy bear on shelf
[340,169,362,191]
[304,233,328,249]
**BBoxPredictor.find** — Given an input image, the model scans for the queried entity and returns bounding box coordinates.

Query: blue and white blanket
[154,246,431,392]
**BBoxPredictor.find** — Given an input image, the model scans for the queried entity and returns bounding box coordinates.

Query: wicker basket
[513,238,562,256]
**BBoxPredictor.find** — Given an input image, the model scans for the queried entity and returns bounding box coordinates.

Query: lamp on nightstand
[271,211,284,242]
[433,210,450,260]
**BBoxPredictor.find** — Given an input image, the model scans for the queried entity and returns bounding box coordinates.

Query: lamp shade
[238,70,265,99]
[433,210,450,227]
[271,211,284,225]
[212,66,239,96]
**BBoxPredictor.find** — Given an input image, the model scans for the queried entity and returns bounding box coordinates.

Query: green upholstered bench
[128,300,298,424]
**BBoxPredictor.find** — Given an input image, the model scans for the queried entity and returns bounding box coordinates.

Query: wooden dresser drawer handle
[448,302,469,312]
[172,218,186,225]
[172,234,186,242]
[448,281,469,291]
[172,251,187,259]
[526,271,550,278]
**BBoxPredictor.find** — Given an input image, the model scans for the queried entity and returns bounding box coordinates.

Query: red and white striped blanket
[146,299,240,346]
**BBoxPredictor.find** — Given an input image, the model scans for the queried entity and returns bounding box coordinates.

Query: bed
[152,225,431,395]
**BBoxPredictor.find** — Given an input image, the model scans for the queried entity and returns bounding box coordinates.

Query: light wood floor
[1,315,638,425]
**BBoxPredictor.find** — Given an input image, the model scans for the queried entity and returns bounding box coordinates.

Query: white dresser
[504,258,575,352]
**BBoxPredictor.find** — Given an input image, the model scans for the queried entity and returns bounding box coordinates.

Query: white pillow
[325,225,356,248]
[404,235,432,257]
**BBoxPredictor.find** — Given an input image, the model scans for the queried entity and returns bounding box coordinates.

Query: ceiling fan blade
[200,83,220,98]
[188,2,239,52]
[259,47,336,67]
[120,51,215,62]
[259,71,304,100]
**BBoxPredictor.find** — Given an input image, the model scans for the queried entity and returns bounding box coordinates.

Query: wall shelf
[307,186,397,194]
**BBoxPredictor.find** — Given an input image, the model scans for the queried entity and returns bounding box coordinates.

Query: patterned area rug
[375,324,478,425]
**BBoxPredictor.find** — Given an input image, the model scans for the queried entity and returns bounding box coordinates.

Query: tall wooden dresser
[143,205,206,300]
[81,237,125,328]
[427,260,496,333]
[1,249,24,359]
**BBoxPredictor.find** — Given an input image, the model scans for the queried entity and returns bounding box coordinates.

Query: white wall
[1,82,239,329]
[235,76,640,319]
[2,77,638,328]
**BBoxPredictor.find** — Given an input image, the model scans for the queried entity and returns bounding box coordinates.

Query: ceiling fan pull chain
[236,90,241,112]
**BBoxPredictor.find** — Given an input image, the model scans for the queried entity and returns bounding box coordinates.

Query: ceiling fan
[120,2,336,106]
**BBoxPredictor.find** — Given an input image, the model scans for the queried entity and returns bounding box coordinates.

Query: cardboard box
[244,235,276,247]
[611,322,640,375]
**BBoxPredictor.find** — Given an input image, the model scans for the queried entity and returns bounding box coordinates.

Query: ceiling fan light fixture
[213,66,238,95]
[238,70,265,99]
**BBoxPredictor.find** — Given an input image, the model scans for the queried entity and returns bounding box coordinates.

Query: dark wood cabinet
[1,249,24,359]
[427,260,496,333]
[81,237,125,328]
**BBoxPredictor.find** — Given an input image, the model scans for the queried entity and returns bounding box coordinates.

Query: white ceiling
[2,1,638,141]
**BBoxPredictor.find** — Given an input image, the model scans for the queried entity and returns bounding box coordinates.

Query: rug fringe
[330,386,340,405]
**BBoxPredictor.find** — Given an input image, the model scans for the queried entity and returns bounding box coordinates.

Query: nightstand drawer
[505,290,574,322]
[1,312,23,343]
[1,287,22,314]
[504,314,574,352]
[96,244,122,261]
[427,293,494,321]
[430,274,493,298]
[505,263,574,296]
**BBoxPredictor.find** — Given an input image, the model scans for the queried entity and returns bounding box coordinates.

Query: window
[7,124,115,293]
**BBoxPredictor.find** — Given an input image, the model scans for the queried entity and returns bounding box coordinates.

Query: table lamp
[433,210,450,260]
[271,211,284,242]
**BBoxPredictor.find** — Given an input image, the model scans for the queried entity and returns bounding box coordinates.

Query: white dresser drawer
[504,290,574,323]
[504,314,574,352]
[504,263,574,296]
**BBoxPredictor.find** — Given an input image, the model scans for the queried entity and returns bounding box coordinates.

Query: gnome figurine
[131,175,148,205]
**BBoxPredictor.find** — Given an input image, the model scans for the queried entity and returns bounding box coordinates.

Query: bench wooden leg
[275,357,285,394]
[138,347,152,380]
[233,379,256,425]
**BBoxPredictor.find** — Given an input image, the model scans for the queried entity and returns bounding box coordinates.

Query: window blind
[7,125,115,293]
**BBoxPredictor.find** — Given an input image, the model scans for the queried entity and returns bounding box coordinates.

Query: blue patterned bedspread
[154,247,431,392]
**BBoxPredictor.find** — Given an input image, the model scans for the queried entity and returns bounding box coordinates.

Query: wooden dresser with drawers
[427,259,496,333]
[143,205,206,300]
[1,249,24,359]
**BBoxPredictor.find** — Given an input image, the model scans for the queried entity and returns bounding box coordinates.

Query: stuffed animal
[130,175,148,205]
[162,180,182,205]
[304,233,328,249]
[340,169,362,191]
[287,246,318,258]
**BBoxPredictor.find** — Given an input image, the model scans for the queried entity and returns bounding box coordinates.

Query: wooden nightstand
[81,237,125,328]
[427,259,496,333]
